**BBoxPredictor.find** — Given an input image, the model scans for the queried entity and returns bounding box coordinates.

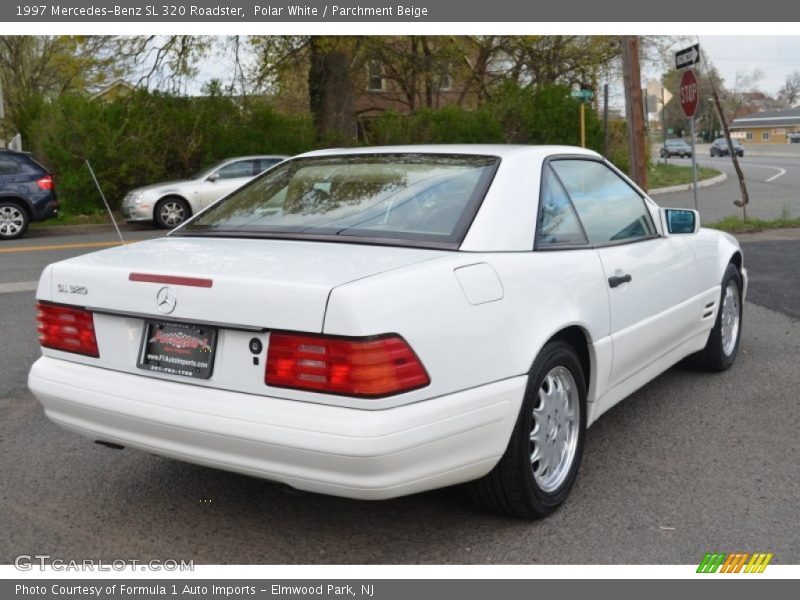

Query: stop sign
[680,69,699,118]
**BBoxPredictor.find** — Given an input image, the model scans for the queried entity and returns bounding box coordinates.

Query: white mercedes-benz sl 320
[28,145,746,517]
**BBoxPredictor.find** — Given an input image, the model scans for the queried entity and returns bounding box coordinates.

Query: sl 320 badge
[56,284,88,295]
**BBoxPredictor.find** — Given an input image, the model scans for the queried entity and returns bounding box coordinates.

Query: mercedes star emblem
[156,286,177,314]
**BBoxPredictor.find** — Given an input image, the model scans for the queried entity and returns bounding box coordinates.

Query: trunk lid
[47,237,445,332]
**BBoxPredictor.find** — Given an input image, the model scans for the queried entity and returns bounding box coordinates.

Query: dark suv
[0,150,58,240]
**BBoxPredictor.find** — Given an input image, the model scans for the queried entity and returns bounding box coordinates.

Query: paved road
[0,228,798,564]
[651,154,800,223]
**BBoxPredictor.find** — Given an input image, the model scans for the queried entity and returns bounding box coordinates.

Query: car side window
[258,159,282,172]
[216,160,257,179]
[0,157,21,176]
[550,159,656,245]
[536,165,587,247]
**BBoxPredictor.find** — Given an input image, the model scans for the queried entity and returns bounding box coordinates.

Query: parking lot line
[0,241,126,254]
[0,281,37,294]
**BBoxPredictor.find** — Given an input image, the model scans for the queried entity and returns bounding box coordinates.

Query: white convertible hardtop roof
[296,145,601,160]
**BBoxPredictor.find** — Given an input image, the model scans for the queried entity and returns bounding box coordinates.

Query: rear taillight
[36,175,54,190]
[266,333,429,398]
[36,303,99,357]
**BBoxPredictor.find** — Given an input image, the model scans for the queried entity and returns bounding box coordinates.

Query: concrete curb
[733,227,800,242]
[649,171,728,196]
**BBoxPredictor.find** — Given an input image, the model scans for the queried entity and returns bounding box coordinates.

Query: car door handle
[608,274,632,288]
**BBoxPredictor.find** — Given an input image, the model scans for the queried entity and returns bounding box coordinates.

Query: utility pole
[580,103,586,147]
[603,83,609,158]
[660,86,667,164]
[621,36,648,191]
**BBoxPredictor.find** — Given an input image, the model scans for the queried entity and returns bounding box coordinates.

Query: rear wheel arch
[730,251,743,273]
[540,325,592,394]
[0,196,32,221]
[157,193,190,207]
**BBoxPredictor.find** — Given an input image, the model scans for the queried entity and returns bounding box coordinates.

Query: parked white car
[122,155,287,228]
[29,145,746,517]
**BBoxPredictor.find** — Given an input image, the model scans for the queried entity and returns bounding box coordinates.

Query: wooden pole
[580,103,586,148]
[621,36,648,191]
[710,90,749,221]
[698,41,749,221]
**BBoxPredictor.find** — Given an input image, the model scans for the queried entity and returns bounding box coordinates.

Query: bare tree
[777,70,800,107]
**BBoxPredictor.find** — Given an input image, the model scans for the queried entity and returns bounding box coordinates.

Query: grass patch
[706,215,800,233]
[648,163,721,188]
[31,211,123,228]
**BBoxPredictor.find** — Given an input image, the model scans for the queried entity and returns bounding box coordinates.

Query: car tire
[0,200,30,240]
[469,340,587,518]
[155,197,191,229]
[690,263,743,372]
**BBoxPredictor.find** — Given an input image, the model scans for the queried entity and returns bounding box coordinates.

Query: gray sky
[698,36,800,95]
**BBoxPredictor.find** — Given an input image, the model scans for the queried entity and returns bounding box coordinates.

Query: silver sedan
[122,155,288,228]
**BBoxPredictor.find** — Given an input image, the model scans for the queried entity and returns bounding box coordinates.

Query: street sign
[571,89,593,101]
[680,69,699,118]
[675,44,700,70]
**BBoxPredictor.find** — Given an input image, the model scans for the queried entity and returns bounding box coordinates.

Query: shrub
[30,91,315,214]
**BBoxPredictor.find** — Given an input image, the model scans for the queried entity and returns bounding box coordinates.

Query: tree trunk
[308,37,355,145]
[621,36,648,191]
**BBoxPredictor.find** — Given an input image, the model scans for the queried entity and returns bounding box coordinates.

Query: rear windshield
[177,154,499,247]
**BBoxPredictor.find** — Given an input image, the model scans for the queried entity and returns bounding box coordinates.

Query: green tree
[0,36,125,142]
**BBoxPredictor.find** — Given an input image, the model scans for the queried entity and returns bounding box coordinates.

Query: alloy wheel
[721,279,741,356]
[530,366,581,493]
[0,205,25,238]
[159,201,186,227]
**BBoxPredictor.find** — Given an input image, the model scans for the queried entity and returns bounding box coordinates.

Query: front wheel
[469,340,587,518]
[0,201,29,240]
[691,263,743,371]
[155,197,191,229]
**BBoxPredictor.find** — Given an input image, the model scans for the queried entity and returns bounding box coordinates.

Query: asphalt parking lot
[1,226,798,565]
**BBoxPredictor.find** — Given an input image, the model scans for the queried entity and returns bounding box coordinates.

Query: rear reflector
[266,333,430,398]
[36,303,99,357]
[129,273,213,288]
[36,175,54,190]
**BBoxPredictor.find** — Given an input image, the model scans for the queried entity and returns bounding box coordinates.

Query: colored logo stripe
[697,553,725,573]
[745,553,773,573]
[697,552,773,573]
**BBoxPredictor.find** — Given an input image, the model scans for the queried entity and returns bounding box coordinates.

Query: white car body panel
[29,144,747,499]
[598,236,700,387]
[30,357,526,499]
